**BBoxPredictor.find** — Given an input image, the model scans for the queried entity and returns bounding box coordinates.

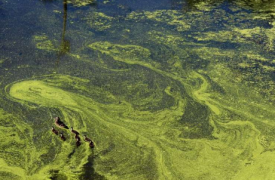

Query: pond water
[1,0,275,179]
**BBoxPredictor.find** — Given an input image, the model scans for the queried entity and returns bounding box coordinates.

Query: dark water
[1,0,275,179]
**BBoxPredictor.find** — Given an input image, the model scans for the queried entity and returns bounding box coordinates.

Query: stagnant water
[1,0,275,179]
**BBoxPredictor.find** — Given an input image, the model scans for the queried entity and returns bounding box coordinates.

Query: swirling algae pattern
[2,3,275,180]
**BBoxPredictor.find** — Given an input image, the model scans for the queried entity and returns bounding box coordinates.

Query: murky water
[1,0,275,179]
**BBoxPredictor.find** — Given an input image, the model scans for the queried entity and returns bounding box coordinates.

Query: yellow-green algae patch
[84,12,113,31]
[196,63,275,179]
[0,108,50,180]
[89,41,151,63]
[4,75,231,179]
[10,81,78,107]
[5,39,275,179]
[6,75,188,179]
[4,2,275,179]
[126,10,191,31]
[0,58,9,68]
[67,0,95,7]
[86,35,275,179]
[33,35,57,52]
[147,30,188,46]
[4,46,275,179]
[5,79,100,179]
[0,59,5,68]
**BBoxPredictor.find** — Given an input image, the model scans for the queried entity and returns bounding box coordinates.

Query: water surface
[1,0,275,179]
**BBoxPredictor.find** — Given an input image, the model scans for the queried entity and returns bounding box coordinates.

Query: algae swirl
[2,0,275,179]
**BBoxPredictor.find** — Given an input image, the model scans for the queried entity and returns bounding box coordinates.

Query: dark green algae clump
[2,0,275,180]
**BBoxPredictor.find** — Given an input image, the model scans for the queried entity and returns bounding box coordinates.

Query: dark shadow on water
[50,170,68,180]
[41,0,57,4]
[206,41,241,50]
[49,152,105,180]
[180,99,213,139]
[79,154,106,180]
[68,149,75,158]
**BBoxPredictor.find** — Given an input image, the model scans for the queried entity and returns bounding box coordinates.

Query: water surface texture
[1,0,275,179]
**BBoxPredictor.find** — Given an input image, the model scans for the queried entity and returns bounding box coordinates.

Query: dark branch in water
[56,0,70,68]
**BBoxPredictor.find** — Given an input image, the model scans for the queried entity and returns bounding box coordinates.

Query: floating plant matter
[2,0,275,179]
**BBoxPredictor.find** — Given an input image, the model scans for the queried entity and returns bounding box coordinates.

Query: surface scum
[1,0,275,179]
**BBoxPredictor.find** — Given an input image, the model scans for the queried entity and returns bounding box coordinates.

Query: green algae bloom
[33,35,57,52]
[0,59,5,67]
[2,0,275,179]
[67,0,95,7]
[84,12,113,31]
